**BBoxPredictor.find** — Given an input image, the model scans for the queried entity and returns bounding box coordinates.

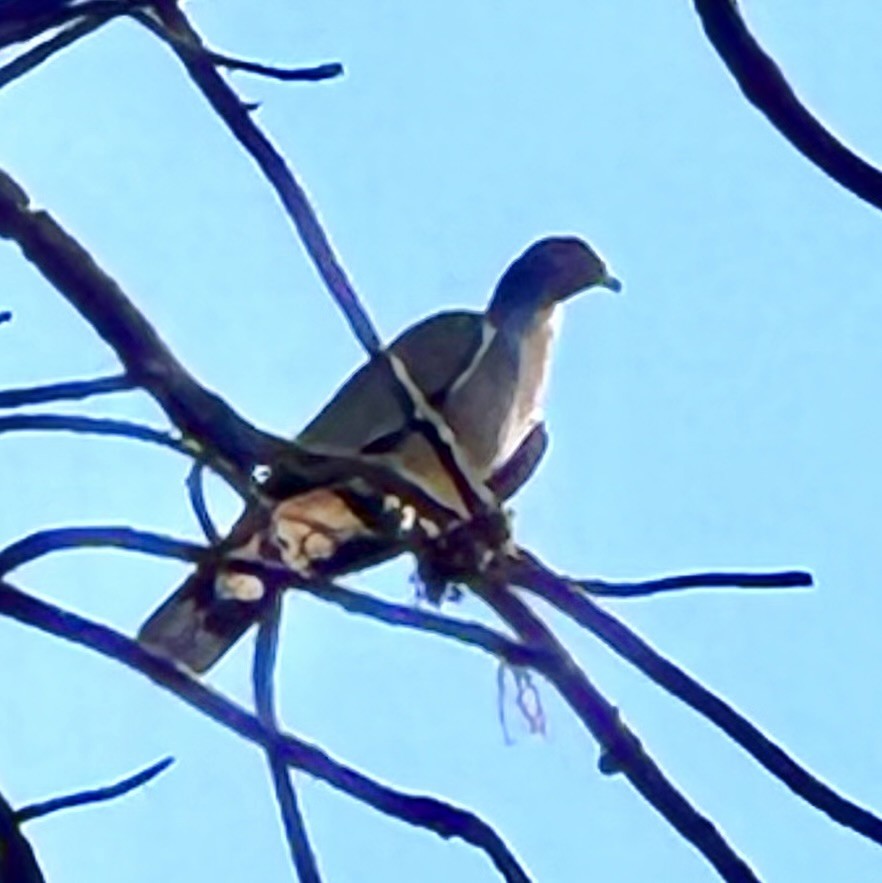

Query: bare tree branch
[0,413,187,454]
[190,52,342,84]
[0,0,340,91]
[694,0,882,211]
[0,374,133,408]
[0,523,548,669]
[297,579,549,669]
[0,525,205,577]
[0,0,139,49]
[0,580,533,883]
[560,563,811,598]
[474,578,761,883]
[0,516,832,880]
[131,6,380,355]
[0,166,282,474]
[186,463,222,541]
[255,592,323,883]
[0,790,44,883]
[510,553,882,849]
[0,12,114,89]
[15,757,173,824]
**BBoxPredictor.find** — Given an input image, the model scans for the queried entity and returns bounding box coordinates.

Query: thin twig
[475,578,761,883]
[0,0,339,84]
[574,568,812,598]
[254,592,323,883]
[694,0,882,211]
[0,13,113,90]
[510,553,882,849]
[205,53,342,83]
[0,374,133,408]
[0,412,185,452]
[0,525,205,577]
[186,463,220,543]
[0,580,532,883]
[15,757,173,824]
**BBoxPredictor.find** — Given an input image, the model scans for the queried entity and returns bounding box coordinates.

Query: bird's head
[487,236,620,330]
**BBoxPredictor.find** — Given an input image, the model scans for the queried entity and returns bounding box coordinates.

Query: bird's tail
[137,563,268,673]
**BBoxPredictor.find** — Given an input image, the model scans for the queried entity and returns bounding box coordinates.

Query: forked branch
[509,553,882,848]
[475,577,761,883]
[0,580,533,883]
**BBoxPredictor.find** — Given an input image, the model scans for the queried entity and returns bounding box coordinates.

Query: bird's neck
[486,265,551,333]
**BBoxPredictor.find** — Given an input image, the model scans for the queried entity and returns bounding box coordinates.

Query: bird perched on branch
[138,236,620,672]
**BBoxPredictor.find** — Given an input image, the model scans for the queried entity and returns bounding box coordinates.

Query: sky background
[2,1,882,881]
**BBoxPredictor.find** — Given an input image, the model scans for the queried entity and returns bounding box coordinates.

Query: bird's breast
[495,305,560,467]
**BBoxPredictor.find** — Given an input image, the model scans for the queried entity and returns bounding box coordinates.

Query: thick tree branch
[0,166,282,474]
[510,553,882,849]
[694,0,882,211]
[0,580,532,883]
[0,790,44,883]
[0,12,114,89]
[15,757,173,823]
[255,593,323,883]
[475,578,761,883]
[0,0,139,49]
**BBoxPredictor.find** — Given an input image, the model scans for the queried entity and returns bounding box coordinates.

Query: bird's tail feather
[137,564,266,673]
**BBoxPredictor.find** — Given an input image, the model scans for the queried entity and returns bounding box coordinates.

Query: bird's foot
[413,507,512,604]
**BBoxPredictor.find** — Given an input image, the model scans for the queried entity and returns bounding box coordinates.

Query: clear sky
[2,2,882,881]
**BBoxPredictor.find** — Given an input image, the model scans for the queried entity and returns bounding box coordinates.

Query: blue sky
[2,1,882,880]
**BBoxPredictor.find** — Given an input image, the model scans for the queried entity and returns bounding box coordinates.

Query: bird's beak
[599,272,622,293]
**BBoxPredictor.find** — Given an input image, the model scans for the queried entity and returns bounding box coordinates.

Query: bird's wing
[296,310,486,456]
